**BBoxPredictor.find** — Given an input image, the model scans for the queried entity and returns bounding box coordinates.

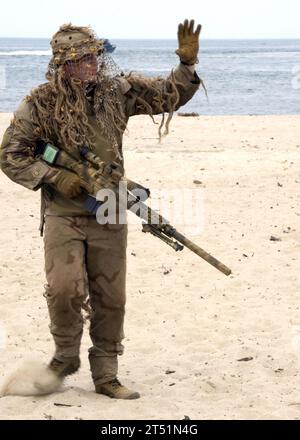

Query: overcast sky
[1,0,299,39]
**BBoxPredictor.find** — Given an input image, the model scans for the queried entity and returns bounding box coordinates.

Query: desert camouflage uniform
[0,64,200,385]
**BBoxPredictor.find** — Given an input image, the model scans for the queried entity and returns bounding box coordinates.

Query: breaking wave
[0,50,51,56]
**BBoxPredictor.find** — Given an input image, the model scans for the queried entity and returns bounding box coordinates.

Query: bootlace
[109,378,122,388]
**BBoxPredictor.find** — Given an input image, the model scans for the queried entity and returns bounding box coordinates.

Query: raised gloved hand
[175,19,201,65]
[53,169,83,198]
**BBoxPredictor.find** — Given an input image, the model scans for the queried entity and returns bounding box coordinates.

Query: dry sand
[0,113,299,419]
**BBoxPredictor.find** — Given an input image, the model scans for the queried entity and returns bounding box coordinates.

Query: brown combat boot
[96,378,140,400]
[48,356,80,378]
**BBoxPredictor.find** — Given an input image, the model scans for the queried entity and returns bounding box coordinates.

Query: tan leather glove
[175,19,201,65]
[52,169,83,198]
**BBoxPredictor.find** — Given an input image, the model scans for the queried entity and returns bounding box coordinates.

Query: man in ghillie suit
[0,20,202,399]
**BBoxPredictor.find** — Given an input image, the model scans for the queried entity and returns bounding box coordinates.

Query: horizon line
[1,36,300,40]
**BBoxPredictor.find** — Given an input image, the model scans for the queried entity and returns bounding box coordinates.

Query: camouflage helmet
[50,23,104,67]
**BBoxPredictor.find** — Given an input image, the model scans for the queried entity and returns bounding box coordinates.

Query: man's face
[64,54,98,84]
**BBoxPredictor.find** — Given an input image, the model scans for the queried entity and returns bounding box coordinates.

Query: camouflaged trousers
[43,215,127,385]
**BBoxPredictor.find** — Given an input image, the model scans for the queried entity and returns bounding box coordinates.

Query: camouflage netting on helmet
[49,24,103,67]
[19,23,182,160]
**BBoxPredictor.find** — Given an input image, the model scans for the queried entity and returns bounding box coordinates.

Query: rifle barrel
[173,230,232,276]
[128,199,232,276]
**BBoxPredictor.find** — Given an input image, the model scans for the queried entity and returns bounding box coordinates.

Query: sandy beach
[0,113,299,420]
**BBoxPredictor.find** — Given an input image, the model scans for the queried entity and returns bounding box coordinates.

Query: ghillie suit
[20,24,185,161]
[0,21,201,399]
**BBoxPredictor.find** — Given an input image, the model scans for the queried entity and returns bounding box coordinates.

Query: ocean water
[0,38,299,114]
